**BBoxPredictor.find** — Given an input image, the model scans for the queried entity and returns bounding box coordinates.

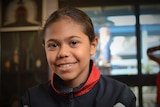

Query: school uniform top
[20,61,136,107]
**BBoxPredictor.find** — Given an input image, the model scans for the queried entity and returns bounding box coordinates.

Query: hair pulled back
[42,7,96,44]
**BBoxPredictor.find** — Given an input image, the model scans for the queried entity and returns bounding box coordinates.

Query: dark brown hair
[42,6,96,44]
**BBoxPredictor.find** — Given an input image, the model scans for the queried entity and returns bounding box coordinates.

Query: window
[140,5,160,74]
[79,6,137,75]
[140,5,160,106]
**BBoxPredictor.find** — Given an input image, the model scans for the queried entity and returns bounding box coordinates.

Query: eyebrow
[67,35,81,40]
[46,35,81,43]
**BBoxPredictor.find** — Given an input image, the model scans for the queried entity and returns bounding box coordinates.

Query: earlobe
[90,37,98,55]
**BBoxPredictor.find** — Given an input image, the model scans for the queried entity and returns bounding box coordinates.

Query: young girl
[20,7,136,107]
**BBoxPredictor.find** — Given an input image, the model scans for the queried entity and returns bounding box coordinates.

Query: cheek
[45,52,56,66]
[75,46,91,59]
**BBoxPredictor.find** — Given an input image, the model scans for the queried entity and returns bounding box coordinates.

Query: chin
[60,75,75,82]
[61,77,74,81]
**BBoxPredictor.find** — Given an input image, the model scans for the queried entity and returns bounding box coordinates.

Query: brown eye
[47,43,59,50]
[70,40,79,47]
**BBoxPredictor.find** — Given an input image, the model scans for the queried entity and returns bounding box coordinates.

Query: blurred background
[0,0,160,107]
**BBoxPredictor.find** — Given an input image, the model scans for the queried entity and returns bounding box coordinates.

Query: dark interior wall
[58,0,160,8]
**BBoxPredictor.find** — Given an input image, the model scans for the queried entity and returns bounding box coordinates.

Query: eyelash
[46,40,80,50]
[70,40,79,46]
[47,43,58,49]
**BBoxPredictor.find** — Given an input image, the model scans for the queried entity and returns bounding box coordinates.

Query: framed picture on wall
[1,0,42,28]
[1,31,48,72]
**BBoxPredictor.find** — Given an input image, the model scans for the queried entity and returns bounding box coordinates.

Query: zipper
[69,88,74,107]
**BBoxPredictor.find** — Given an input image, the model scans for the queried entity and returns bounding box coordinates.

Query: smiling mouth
[56,62,77,68]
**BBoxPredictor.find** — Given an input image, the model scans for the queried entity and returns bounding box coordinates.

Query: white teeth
[59,64,72,68]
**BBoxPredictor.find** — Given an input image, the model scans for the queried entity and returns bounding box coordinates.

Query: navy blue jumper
[20,61,136,107]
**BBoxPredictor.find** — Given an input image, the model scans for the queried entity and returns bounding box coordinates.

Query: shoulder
[99,75,134,95]
[27,81,52,98]
[29,81,50,91]
[97,75,136,106]
[99,75,127,89]
[20,81,51,106]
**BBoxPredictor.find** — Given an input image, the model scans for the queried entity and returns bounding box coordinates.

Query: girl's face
[44,18,98,87]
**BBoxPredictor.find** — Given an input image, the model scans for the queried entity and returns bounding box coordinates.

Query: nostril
[57,45,70,58]
[58,53,68,58]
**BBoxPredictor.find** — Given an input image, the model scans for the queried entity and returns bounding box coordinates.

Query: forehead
[54,17,85,30]
[47,18,84,33]
[44,18,89,41]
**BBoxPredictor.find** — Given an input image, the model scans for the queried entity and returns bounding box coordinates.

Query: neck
[63,70,89,88]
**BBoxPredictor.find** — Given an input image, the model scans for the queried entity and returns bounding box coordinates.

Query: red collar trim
[51,63,100,96]
[75,65,100,96]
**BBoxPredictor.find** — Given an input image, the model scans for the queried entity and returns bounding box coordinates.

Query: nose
[57,45,69,58]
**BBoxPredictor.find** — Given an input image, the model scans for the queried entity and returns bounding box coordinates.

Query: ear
[90,37,98,56]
